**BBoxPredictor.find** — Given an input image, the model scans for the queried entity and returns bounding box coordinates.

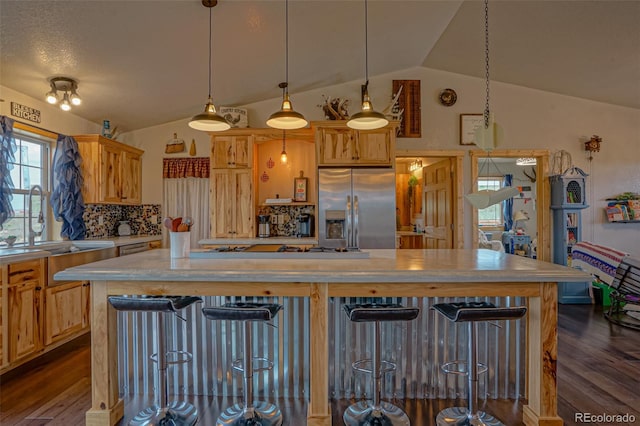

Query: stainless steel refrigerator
[318,168,396,249]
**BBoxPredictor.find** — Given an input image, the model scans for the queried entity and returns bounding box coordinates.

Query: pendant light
[280,130,288,164]
[189,0,230,132]
[266,0,307,130]
[466,0,517,209]
[347,0,388,130]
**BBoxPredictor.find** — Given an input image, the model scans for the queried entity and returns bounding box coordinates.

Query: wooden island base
[53,249,591,426]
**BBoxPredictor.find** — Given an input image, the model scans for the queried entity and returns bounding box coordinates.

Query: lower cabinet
[8,279,43,362]
[44,281,90,345]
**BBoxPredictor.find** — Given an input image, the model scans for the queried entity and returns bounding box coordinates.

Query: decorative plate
[439,88,457,107]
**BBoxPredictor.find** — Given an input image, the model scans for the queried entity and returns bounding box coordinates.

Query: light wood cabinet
[74,134,144,204]
[7,259,44,362]
[210,169,254,238]
[315,121,396,167]
[0,285,4,368]
[211,135,252,168]
[44,281,89,345]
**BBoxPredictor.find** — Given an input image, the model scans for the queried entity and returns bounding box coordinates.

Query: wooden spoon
[172,217,182,232]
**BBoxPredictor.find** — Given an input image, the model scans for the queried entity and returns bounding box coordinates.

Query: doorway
[395,151,465,249]
[470,150,550,261]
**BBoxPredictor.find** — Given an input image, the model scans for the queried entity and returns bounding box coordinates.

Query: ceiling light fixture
[44,77,81,111]
[516,157,537,166]
[347,0,388,130]
[188,0,230,132]
[267,0,307,130]
[465,0,518,210]
[409,159,423,172]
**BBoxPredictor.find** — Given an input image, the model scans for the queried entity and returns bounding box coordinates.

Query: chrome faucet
[28,185,45,246]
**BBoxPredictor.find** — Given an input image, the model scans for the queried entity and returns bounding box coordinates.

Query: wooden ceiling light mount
[202,0,217,7]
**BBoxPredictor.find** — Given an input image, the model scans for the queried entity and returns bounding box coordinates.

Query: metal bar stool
[343,302,420,426]
[202,302,283,426]
[108,295,203,426]
[432,301,527,426]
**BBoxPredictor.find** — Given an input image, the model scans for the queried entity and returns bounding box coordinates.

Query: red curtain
[163,157,209,179]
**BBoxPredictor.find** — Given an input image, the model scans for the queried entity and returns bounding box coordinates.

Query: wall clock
[439,88,457,107]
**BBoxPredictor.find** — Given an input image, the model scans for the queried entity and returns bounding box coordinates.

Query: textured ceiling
[1,0,638,133]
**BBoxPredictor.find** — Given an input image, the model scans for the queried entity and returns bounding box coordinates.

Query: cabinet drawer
[8,260,42,284]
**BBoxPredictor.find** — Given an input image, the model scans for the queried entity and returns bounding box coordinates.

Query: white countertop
[55,249,592,284]
[199,237,318,246]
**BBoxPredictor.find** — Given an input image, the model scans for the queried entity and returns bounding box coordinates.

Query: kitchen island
[55,249,590,426]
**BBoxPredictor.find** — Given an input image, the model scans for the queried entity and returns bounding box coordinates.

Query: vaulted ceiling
[1,0,638,133]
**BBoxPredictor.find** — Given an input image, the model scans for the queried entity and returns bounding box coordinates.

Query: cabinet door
[0,286,4,368]
[356,129,392,165]
[8,281,42,361]
[121,152,142,204]
[100,144,122,203]
[317,128,356,165]
[210,170,233,237]
[211,136,252,168]
[232,169,254,238]
[44,281,85,345]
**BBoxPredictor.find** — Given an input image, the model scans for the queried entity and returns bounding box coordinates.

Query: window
[478,176,504,227]
[1,130,52,245]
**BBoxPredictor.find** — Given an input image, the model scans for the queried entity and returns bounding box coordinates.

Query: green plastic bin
[592,281,613,307]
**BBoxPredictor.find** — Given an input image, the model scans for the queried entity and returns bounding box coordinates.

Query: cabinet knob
[35,286,42,291]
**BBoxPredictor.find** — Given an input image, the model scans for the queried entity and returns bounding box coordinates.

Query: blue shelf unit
[550,168,591,304]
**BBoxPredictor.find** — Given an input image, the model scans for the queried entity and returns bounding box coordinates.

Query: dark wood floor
[1,304,639,425]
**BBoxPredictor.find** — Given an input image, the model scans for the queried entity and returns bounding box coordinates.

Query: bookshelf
[550,169,591,304]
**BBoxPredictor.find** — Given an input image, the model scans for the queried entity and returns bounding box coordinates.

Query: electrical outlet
[98,215,104,225]
[151,214,158,224]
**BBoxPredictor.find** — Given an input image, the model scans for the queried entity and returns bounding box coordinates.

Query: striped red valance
[163,157,210,179]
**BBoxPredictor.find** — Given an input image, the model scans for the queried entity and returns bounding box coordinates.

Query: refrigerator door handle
[346,195,352,247]
[353,195,359,249]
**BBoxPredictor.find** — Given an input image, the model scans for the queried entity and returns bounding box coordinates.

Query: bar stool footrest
[129,401,198,426]
[232,357,274,374]
[435,406,505,426]
[150,350,193,365]
[352,359,396,375]
[441,360,488,376]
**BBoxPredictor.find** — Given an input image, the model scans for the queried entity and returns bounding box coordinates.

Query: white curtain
[162,178,209,248]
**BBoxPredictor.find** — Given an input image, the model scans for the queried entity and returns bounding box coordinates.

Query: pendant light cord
[208,6,213,100]
[364,0,369,86]
[285,0,289,91]
[483,0,490,129]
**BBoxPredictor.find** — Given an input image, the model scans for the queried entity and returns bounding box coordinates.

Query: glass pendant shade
[347,92,388,130]
[189,98,230,131]
[267,93,307,129]
[70,88,82,106]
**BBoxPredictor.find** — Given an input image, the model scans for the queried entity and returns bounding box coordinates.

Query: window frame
[477,176,505,229]
[2,129,53,244]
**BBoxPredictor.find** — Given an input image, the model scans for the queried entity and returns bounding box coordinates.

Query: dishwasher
[118,242,152,256]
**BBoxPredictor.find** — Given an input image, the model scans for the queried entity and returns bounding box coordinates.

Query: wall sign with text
[11,102,41,123]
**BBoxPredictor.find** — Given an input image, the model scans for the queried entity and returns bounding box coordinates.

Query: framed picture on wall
[460,114,483,145]
[294,173,308,202]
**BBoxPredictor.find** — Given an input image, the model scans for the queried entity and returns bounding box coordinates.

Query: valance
[163,157,210,179]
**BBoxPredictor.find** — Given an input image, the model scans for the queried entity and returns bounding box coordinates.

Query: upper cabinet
[74,135,144,205]
[314,121,397,167]
[211,135,253,168]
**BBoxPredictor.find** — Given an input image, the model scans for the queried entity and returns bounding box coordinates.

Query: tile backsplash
[260,205,315,237]
[84,204,161,239]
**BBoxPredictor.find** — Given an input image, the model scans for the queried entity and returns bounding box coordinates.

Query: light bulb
[70,89,82,106]
[280,150,288,164]
[45,90,57,104]
[60,92,71,111]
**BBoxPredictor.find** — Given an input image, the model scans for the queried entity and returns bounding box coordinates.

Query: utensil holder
[170,232,190,258]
